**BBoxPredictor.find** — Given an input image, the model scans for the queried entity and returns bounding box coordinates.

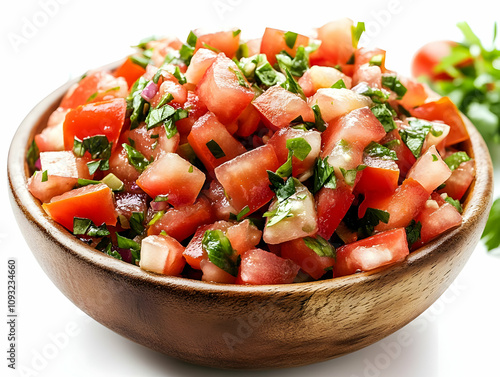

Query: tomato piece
[396,76,429,109]
[438,159,475,200]
[281,237,336,280]
[200,259,237,283]
[355,156,399,195]
[354,48,387,72]
[260,28,310,66]
[115,192,148,227]
[335,228,409,277]
[253,85,313,131]
[60,71,128,110]
[406,145,451,194]
[226,220,262,255]
[150,80,188,107]
[214,144,280,214]
[187,112,247,172]
[203,180,236,221]
[380,127,417,178]
[309,18,355,67]
[185,48,218,85]
[413,196,462,248]
[196,54,254,124]
[195,29,241,59]
[235,103,261,138]
[308,88,372,124]
[316,181,355,240]
[299,66,353,97]
[358,178,429,232]
[140,234,186,276]
[147,196,215,241]
[35,108,69,152]
[410,97,469,146]
[137,153,205,208]
[114,57,147,88]
[43,183,117,230]
[175,92,208,142]
[63,98,127,151]
[108,144,141,184]
[238,248,300,285]
[267,127,321,180]
[123,123,179,161]
[263,181,318,245]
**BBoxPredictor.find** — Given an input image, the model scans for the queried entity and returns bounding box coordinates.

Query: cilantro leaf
[364,141,398,160]
[303,236,336,258]
[206,139,226,159]
[280,68,306,100]
[351,22,365,48]
[267,171,296,202]
[284,31,298,49]
[444,195,463,214]
[286,137,312,161]
[202,229,239,276]
[381,75,407,99]
[122,143,151,172]
[354,83,389,103]
[263,199,294,226]
[146,105,176,130]
[313,156,337,194]
[371,103,396,132]
[127,77,149,130]
[27,139,40,172]
[405,220,422,246]
[399,119,438,158]
[482,198,500,251]
[331,79,347,89]
[444,151,471,170]
[73,217,110,237]
[340,165,366,186]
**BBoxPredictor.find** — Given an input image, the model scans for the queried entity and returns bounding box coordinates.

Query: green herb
[255,62,281,86]
[86,91,98,103]
[127,76,149,130]
[202,42,220,53]
[276,46,310,77]
[351,21,365,48]
[41,170,48,182]
[156,92,174,108]
[202,229,239,276]
[399,119,438,158]
[275,154,293,178]
[26,139,39,172]
[331,79,347,89]
[364,141,398,160]
[116,233,141,251]
[444,195,463,214]
[87,159,109,175]
[313,156,337,194]
[179,31,198,65]
[371,103,396,132]
[233,29,241,37]
[130,50,153,69]
[432,154,439,161]
[73,217,110,237]
[381,75,407,99]
[356,83,389,103]
[73,135,112,165]
[229,66,249,88]
[230,205,250,222]
[286,137,312,161]
[444,151,471,170]
[267,171,296,202]
[122,143,151,172]
[146,104,176,129]
[129,212,145,236]
[482,198,500,251]
[311,104,327,132]
[405,220,422,246]
[206,139,226,159]
[340,165,366,186]
[263,198,294,226]
[154,195,169,202]
[236,42,249,60]
[77,178,101,186]
[280,68,306,100]
[284,31,298,49]
[148,210,165,226]
[303,235,336,258]
[369,54,384,66]
[359,208,390,238]
[133,35,157,50]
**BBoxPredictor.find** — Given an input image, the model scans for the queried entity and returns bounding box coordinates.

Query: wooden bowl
[8,78,493,369]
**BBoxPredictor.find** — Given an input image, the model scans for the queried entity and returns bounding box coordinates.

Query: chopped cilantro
[432,154,439,161]
[340,165,366,186]
[369,54,384,66]
[280,68,306,100]
[255,62,282,86]
[303,235,336,258]
[73,135,112,160]
[263,198,294,226]
[331,79,347,89]
[351,22,365,48]
[371,103,396,132]
[276,46,310,77]
[381,75,407,99]
[127,76,149,130]
[444,151,471,170]
[399,119,440,158]
[444,194,463,214]
[405,220,422,246]
[313,156,337,194]
[267,171,296,202]
[41,170,48,182]
[202,229,239,276]
[122,143,151,172]
[355,83,389,103]
[73,217,110,237]
[233,29,241,37]
[229,66,249,88]
[206,139,226,159]
[284,31,298,49]
[311,104,327,132]
[146,105,176,130]
[364,141,398,160]
[129,212,145,236]
[26,139,39,172]
[230,205,250,222]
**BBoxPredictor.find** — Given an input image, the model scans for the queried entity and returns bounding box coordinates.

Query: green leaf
[358,208,390,238]
[311,104,327,132]
[369,54,384,66]
[41,170,48,182]
[277,46,310,77]
[275,152,293,178]
[340,165,366,186]
[371,103,396,132]
[267,171,296,202]
[229,66,249,88]
[129,212,145,236]
[148,210,165,226]
[233,29,241,37]
[284,31,298,49]
[263,199,294,226]
[73,217,110,237]
[202,229,239,276]
[444,151,471,170]
[381,75,407,99]
[133,35,157,50]
[444,195,463,214]
[313,156,336,194]
[351,22,365,48]
[280,68,306,100]
[482,198,500,251]
[122,143,151,172]
[364,141,398,160]
[286,137,312,161]
[255,62,281,86]
[126,77,149,130]
[355,83,389,103]
[77,178,101,186]
[405,220,422,246]
[206,139,226,159]
[146,104,176,129]
[116,233,141,251]
[399,119,437,158]
[331,79,347,89]
[303,236,336,258]
[26,139,40,172]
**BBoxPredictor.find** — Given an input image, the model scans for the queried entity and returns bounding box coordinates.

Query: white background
[2,0,500,376]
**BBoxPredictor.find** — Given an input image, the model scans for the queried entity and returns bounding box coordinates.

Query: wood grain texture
[8,76,493,369]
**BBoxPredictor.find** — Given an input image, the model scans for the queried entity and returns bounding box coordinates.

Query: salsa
[27,19,475,285]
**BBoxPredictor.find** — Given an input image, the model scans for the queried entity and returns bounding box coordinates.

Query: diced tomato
[410,97,469,146]
[335,228,409,277]
[43,183,117,230]
[187,112,247,172]
[299,66,353,97]
[263,181,318,244]
[235,104,261,138]
[175,92,208,142]
[396,76,428,109]
[352,64,382,88]
[238,248,300,285]
[308,88,372,124]
[183,220,233,269]
[195,29,241,59]
[108,144,141,184]
[147,195,215,241]
[200,259,236,283]
[267,127,321,180]
[226,220,262,255]
[316,181,355,240]
[196,54,254,124]
[114,57,147,88]
[147,37,184,67]
[358,178,429,232]
[185,48,218,85]
[406,145,451,194]
[60,71,128,110]
[253,85,313,131]
[413,196,462,248]
[355,156,399,195]
[214,144,280,214]
[140,234,186,276]
[150,80,188,107]
[203,180,236,221]
[63,98,127,151]
[260,28,310,66]
[309,18,355,67]
[137,153,205,208]
[380,128,416,178]
[438,159,475,200]
[281,237,336,280]
[115,192,148,226]
[35,108,69,152]
[123,123,179,161]
[354,48,387,72]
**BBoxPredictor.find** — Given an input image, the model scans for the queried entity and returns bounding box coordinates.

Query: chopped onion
[140,81,158,102]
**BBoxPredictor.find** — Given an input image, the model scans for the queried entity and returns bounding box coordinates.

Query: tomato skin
[187,112,247,173]
[226,220,262,255]
[185,48,218,85]
[316,181,355,240]
[380,127,416,178]
[354,48,386,72]
[281,237,336,280]
[438,159,475,200]
[214,144,280,214]
[260,28,310,66]
[406,145,451,194]
[114,57,146,88]
[195,30,241,59]
[410,97,469,146]
[203,180,236,221]
[238,248,300,285]
[43,183,117,230]
[175,92,208,143]
[200,259,237,283]
[335,228,409,277]
[136,153,206,208]
[63,98,127,151]
[196,54,254,124]
[140,234,186,276]
[355,157,399,195]
[235,104,261,138]
[147,196,215,242]
[309,18,355,67]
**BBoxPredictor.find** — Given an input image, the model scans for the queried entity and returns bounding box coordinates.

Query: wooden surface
[7,80,494,369]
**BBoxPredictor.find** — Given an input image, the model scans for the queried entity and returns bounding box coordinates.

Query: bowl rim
[7,67,494,296]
